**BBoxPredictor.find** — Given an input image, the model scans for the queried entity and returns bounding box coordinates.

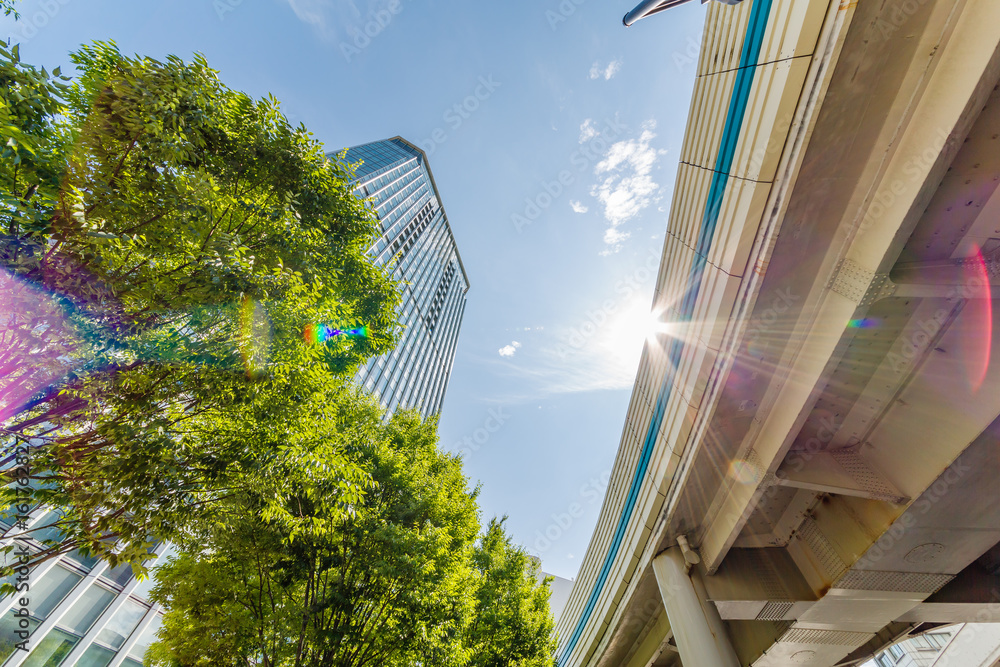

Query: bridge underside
[559,0,1000,664]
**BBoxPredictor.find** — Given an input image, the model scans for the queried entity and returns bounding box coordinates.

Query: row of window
[872,632,952,667]
[0,561,160,666]
[0,502,169,666]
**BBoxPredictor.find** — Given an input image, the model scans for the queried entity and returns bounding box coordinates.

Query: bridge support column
[653,547,741,667]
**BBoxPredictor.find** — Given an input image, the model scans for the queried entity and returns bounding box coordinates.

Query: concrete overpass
[556,0,1000,665]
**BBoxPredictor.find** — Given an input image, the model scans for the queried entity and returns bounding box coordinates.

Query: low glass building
[0,508,168,667]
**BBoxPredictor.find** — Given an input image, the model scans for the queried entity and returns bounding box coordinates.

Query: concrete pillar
[652,547,741,667]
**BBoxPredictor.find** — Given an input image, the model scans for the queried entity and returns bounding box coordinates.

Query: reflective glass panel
[29,565,82,619]
[22,627,78,667]
[76,643,116,667]
[0,611,39,661]
[57,584,115,635]
[126,615,162,661]
[94,599,146,649]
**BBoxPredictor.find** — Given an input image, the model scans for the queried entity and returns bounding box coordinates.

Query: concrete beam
[700,0,1000,575]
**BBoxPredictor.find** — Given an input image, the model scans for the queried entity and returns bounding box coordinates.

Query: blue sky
[2,0,706,580]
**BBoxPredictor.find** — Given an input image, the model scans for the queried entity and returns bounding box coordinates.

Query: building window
[21,627,77,666]
[57,583,116,637]
[94,599,146,650]
[21,564,82,619]
[76,643,116,667]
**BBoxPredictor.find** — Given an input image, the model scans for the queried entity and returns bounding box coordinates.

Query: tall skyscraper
[337,137,470,418]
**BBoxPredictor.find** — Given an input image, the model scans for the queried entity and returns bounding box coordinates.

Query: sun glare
[599,298,674,367]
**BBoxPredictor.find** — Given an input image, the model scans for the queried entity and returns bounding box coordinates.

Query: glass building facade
[0,507,167,667]
[337,137,469,418]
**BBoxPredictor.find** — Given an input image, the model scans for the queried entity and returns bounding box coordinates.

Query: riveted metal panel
[829,258,876,302]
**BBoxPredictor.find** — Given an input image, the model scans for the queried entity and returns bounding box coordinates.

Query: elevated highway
[556,0,1000,665]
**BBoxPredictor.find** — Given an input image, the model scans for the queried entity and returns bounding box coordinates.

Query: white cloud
[578,119,598,144]
[589,59,622,81]
[282,0,399,39]
[590,120,664,253]
[499,341,522,357]
[570,200,589,214]
[603,227,630,246]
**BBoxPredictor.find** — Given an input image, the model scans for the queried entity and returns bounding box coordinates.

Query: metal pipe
[623,0,742,28]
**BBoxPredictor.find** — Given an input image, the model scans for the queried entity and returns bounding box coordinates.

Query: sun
[600,298,673,368]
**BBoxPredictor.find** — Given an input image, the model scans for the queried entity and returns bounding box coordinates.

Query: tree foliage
[147,403,484,667]
[0,42,399,573]
[466,519,558,667]
[146,403,558,667]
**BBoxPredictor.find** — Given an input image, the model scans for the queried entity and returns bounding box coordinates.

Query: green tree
[466,519,558,667]
[147,403,481,667]
[1,1,18,18]
[0,42,399,573]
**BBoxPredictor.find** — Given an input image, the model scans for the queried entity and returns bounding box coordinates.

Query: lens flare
[0,270,79,421]
[962,246,992,393]
[238,296,273,379]
[730,459,761,485]
[303,323,368,345]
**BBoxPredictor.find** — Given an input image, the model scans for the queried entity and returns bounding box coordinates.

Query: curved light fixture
[623,0,744,27]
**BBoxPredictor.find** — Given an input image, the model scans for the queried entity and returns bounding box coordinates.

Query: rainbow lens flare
[304,323,368,345]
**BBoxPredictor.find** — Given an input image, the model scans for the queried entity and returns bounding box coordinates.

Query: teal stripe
[558,0,774,661]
